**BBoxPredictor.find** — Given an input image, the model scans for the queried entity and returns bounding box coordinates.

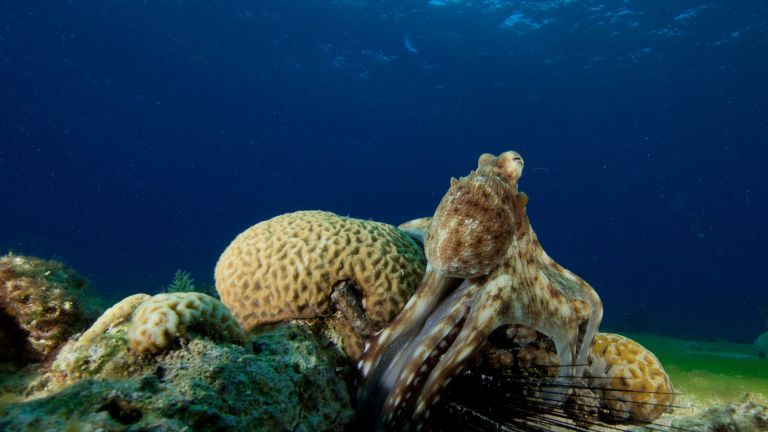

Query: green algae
[626,333,768,405]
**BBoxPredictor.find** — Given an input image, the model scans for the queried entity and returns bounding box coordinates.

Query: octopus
[356,151,603,431]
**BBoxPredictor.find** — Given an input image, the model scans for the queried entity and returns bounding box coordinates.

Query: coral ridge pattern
[215,210,426,357]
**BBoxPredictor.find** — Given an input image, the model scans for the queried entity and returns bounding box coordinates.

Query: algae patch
[627,333,768,406]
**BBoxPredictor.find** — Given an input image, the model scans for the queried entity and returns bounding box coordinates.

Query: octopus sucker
[356,151,604,431]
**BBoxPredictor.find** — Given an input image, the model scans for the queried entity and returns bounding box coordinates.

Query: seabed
[2,332,767,431]
[616,333,768,431]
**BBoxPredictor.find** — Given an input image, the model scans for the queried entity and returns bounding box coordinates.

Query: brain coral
[585,332,674,423]
[127,292,245,355]
[215,211,426,356]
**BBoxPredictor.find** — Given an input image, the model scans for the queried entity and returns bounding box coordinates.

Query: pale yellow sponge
[215,210,426,331]
[127,292,245,355]
[586,332,674,423]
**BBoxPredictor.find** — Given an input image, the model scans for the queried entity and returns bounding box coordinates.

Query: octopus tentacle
[356,269,459,413]
[357,265,460,384]
[378,280,479,430]
[537,256,603,376]
[357,279,475,430]
[410,293,501,427]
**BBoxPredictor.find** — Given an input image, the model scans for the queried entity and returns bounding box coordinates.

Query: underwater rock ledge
[0,254,99,364]
[0,282,354,431]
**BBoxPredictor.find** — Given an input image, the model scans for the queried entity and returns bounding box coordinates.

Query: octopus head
[425,161,518,278]
[478,151,524,188]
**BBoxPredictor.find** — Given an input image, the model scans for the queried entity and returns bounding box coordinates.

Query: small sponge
[127,292,245,355]
[215,210,426,331]
[585,332,674,423]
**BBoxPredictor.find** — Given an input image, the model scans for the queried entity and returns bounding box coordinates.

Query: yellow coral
[586,332,674,423]
[127,292,245,355]
[78,293,151,348]
[214,210,426,331]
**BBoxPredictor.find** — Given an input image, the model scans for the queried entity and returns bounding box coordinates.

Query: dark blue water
[1,1,766,342]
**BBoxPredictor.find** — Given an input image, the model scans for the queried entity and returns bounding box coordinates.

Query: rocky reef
[1,290,354,431]
[0,254,99,364]
[4,152,765,431]
[0,255,354,431]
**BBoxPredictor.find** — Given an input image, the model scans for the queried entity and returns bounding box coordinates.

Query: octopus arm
[409,289,502,426]
[538,256,603,373]
[356,269,461,416]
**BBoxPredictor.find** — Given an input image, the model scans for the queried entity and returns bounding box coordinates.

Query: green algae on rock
[0,254,100,363]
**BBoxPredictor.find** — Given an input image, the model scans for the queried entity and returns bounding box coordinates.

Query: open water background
[1,1,766,342]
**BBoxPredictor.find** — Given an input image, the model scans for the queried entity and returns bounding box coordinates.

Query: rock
[0,254,99,363]
[2,318,354,431]
[670,397,768,431]
[755,331,768,358]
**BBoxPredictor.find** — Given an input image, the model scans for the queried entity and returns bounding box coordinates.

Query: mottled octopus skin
[426,167,516,278]
[215,210,426,357]
[357,151,603,431]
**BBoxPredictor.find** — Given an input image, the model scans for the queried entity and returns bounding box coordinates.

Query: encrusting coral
[215,210,426,358]
[127,292,245,355]
[0,254,97,362]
